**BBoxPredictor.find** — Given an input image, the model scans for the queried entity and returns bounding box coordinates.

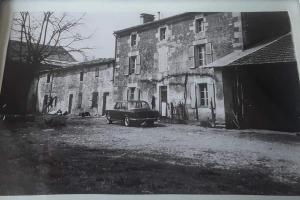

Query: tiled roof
[206,33,296,68]
[7,40,77,63]
[74,58,115,66]
[230,33,296,66]
[114,12,201,36]
[39,57,115,73]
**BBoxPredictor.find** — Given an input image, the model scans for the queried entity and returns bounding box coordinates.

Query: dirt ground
[0,117,300,195]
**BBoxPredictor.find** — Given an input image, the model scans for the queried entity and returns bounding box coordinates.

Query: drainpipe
[113,33,117,84]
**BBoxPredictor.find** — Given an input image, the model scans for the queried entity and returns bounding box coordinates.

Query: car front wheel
[124,116,131,127]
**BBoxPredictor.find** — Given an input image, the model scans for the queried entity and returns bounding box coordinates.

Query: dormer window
[131,34,137,46]
[195,18,204,33]
[159,27,166,41]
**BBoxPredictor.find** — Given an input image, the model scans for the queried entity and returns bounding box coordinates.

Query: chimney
[140,13,155,24]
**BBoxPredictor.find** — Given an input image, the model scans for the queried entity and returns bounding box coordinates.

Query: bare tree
[9,12,92,113]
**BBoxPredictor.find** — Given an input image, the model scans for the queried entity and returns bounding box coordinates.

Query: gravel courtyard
[0,117,300,195]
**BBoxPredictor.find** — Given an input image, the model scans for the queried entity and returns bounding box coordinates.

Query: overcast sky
[63,11,178,61]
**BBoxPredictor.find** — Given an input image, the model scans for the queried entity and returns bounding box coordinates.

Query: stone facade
[113,12,245,124]
[113,11,293,126]
[37,59,114,116]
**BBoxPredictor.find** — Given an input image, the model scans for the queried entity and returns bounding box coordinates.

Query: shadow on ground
[0,126,299,195]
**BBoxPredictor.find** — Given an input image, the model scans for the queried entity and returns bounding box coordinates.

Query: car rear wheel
[124,116,131,127]
[106,113,112,124]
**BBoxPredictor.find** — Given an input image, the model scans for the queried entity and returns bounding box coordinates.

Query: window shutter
[126,88,129,100]
[206,43,213,64]
[194,46,200,68]
[135,55,141,75]
[134,88,141,100]
[124,57,129,75]
[190,83,196,108]
[207,83,215,109]
[188,46,195,69]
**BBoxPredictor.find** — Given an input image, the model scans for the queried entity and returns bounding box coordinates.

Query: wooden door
[102,92,109,116]
[68,94,73,114]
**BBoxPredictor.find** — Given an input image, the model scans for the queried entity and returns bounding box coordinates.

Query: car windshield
[128,101,150,110]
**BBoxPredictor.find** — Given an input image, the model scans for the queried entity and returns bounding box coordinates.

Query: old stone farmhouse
[33,12,300,131]
[37,58,115,116]
[113,12,300,130]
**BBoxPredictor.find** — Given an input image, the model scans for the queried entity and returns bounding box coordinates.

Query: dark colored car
[105,100,160,127]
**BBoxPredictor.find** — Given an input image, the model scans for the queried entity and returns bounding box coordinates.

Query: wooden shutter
[188,46,195,69]
[190,83,196,108]
[205,43,213,64]
[135,55,141,75]
[194,46,200,68]
[207,83,215,109]
[92,92,99,108]
[126,89,129,100]
[134,88,141,100]
[123,89,128,100]
[124,57,129,75]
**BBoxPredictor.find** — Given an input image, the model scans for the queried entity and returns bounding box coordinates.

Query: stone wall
[114,12,240,124]
[38,62,114,116]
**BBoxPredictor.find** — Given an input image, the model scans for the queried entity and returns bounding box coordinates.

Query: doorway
[42,95,48,113]
[68,94,73,114]
[102,92,109,116]
[159,86,168,117]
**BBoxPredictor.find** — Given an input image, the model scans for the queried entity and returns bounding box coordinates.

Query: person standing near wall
[151,96,156,110]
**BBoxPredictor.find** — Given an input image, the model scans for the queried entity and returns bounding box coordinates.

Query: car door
[110,102,120,120]
[117,102,128,120]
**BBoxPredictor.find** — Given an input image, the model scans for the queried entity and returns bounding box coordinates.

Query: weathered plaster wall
[114,12,240,123]
[38,62,114,116]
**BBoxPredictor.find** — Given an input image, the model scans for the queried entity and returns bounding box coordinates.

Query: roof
[114,12,203,36]
[206,33,296,69]
[39,57,114,73]
[7,40,77,63]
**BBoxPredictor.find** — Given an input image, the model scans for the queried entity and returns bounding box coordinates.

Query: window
[95,67,99,77]
[128,87,135,100]
[80,72,84,81]
[195,18,204,33]
[46,74,51,83]
[91,92,98,108]
[131,34,137,46]
[128,101,150,110]
[195,45,206,67]
[199,83,208,107]
[115,102,128,110]
[77,92,82,108]
[42,95,48,113]
[54,97,57,107]
[129,56,137,74]
[114,102,120,109]
[160,27,166,41]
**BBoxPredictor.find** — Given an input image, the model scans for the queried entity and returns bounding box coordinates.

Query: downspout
[113,33,117,84]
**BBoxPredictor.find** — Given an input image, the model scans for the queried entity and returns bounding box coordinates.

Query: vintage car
[105,100,160,126]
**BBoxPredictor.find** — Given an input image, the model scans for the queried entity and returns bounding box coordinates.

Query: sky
[29,11,177,62]
[69,11,177,61]
[10,11,178,62]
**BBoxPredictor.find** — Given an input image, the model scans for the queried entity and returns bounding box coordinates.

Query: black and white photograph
[0,0,300,198]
